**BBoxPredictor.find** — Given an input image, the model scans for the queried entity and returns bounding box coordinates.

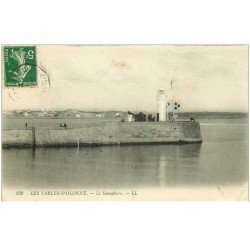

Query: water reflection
[1,143,219,189]
[156,144,201,187]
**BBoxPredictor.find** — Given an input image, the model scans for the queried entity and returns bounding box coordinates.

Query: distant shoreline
[2,112,248,120]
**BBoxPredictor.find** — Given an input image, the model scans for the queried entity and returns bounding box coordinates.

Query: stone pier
[2,121,202,148]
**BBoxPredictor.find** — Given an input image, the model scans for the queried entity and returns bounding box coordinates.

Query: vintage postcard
[1,45,248,201]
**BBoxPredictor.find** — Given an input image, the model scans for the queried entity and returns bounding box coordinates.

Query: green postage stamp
[4,46,37,87]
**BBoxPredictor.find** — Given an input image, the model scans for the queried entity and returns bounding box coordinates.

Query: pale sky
[2,45,248,112]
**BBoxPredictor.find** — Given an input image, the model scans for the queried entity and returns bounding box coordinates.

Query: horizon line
[2,109,248,114]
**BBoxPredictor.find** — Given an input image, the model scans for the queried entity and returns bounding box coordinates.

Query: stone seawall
[2,121,202,148]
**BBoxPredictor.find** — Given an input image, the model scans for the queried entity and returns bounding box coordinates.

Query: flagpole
[166,104,169,121]
[168,78,173,122]
[173,101,175,121]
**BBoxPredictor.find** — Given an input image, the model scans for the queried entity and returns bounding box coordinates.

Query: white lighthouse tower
[156,88,167,122]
